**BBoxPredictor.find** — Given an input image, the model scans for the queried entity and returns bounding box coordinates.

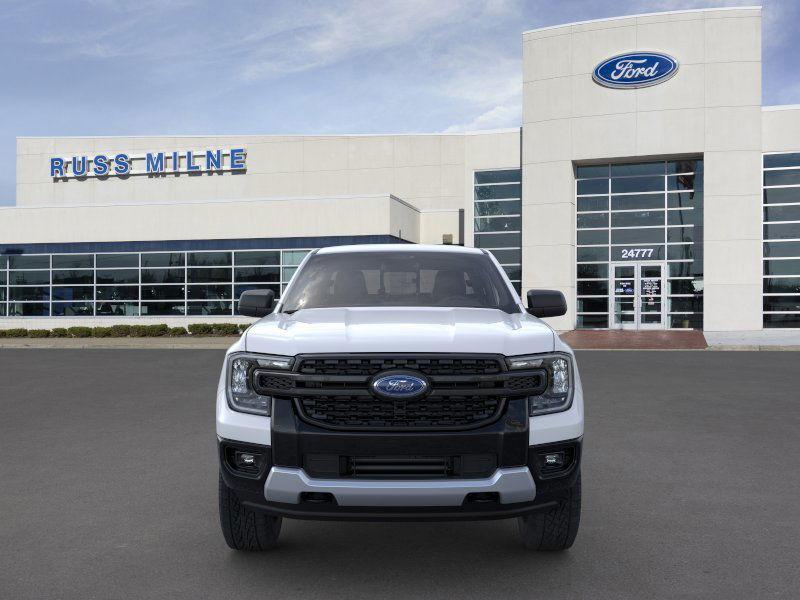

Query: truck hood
[244,307,555,356]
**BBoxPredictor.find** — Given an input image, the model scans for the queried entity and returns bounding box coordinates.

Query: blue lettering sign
[146,152,165,173]
[93,154,109,176]
[206,149,221,170]
[593,52,678,89]
[50,158,65,177]
[171,151,180,172]
[72,156,88,177]
[230,148,246,170]
[186,150,200,172]
[113,153,130,175]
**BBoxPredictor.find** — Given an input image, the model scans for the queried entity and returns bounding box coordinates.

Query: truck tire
[517,471,581,551]
[219,473,282,550]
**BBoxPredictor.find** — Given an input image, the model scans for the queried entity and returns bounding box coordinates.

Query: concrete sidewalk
[0,337,236,349]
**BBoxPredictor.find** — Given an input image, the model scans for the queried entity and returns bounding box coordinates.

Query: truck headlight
[507,353,574,416]
[226,353,292,415]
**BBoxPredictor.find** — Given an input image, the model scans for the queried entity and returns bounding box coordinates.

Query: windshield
[280,251,520,313]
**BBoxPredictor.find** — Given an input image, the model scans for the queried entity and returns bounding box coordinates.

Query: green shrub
[129,325,149,337]
[188,323,214,336]
[237,323,249,333]
[109,324,132,337]
[67,326,92,338]
[28,329,51,338]
[0,330,6,338]
[167,326,188,336]
[50,328,69,338]
[92,327,113,338]
[5,328,29,337]
[212,323,240,336]
[146,324,169,337]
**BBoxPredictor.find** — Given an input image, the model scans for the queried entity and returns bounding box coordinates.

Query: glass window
[52,302,94,316]
[0,255,6,269]
[577,281,608,295]
[96,286,139,301]
[577,246,609,262]
[667,209,698,226]
[577,213,608,229]
[667,227,695,244]
[187,267,231,283]
[764,170,800,187]
[763,278,800,294]
[577,230,608,245]
[474,216,521,232]
[187,302,232,315]
[668,279,701,295]
[763,241,800,258]
[234,284,280,299]
[10,287,50,301]
[577,264,608,279]
[763,188,800,204]
[611,162,664,177]
[474,184,521,200]
[474,170,520,184]
[52,270,93,284]
[234,251,280,266]
[283,250,310,266]
[141,268,185,284]
[611,211,664,228]
[575,165,608,179]
[577,197,608,212]
[96,302,139,316]
[52,254,93,269]
[763,296,800,312]
[234,266,280,282]
[53,286,94,301]
[8,302,49,316]
[764,205,800,223]
[667,160,702,174]
[187,252,232,266]
[141,302,185,316]
[486,249,521,264]
[282,267,298,282]
[668,262,695,277]
[611,176,663,194]
[670,314,703,329]
[96,269,138,284]
[667,192,702,209]
[141,253,185,268]
[187,285,232,300]
[764,314,800,327]
[577,298,608,312]
[0,272,5,285]
[667,245,694,261]
[667,174,700,191]
[764,153,800,168]
[141,285,185,300]
[474,200,521,217]
[9,255,49,269]
[502,265,521,281]
[763,259,800,276]
[764,223,800,240]
[576,179,607,195]
[9,271,50,285]
[96,254,138,268]
[669,297,702,312]
[611,194,664,211]
[473,232,521,248]
[611,228,664,244]
[576,315,608,328]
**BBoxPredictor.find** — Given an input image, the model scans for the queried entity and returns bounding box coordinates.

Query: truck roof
[316,244,485,255]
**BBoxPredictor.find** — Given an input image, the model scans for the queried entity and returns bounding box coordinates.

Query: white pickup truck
[216,244,583,550]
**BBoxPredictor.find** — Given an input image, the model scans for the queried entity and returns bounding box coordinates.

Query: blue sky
[1,0,798,206]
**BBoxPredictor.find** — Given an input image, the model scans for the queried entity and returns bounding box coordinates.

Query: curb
[0,337,237,349]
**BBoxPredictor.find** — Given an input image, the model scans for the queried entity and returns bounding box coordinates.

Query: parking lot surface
[1,349,798,599]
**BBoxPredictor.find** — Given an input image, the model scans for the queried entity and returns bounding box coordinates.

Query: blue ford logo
[593,52,678,89]
[370,373,429,399]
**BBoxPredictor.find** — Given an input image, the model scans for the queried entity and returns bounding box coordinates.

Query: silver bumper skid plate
[264,466,536,507]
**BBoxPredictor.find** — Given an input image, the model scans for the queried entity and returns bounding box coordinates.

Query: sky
[1,0,798,206]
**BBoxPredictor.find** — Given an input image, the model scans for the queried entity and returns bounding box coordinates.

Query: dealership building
[2,6,800,334]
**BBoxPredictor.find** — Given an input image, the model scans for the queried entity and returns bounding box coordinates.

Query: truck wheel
[219,473,282,550]
[517,472,581,551]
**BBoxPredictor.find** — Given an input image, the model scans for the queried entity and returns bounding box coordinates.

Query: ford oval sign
[370,373,429,400]
[593,52,678,89]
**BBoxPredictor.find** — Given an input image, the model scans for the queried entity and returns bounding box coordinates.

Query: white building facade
[2,6,799,333]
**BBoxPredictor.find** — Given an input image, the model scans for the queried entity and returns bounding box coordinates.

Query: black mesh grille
[297,357,502,377]
[254,373,293,391]
[298,396,501,430]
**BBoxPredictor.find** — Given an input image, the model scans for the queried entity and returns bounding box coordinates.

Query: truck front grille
[253,353,547,432]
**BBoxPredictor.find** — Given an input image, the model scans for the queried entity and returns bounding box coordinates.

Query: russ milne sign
[592,52,678,89]
[50,148,246,179]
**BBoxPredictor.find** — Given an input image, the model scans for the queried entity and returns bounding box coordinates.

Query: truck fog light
[542,452,565,468]
[234,451,262,473]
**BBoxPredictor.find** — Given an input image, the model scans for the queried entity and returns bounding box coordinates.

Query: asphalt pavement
[0,349,798,599]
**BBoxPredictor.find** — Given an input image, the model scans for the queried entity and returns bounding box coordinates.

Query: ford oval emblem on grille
[370,372,429,400]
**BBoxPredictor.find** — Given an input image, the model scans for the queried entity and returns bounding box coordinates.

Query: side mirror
[238,289,275,318]
[526,289,567,318]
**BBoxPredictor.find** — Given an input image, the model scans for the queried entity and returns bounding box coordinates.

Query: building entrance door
[610,262,666,330]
